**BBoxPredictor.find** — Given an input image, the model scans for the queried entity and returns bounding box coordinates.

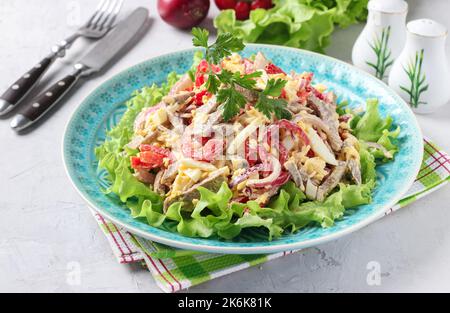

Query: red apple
[157,0,210,29]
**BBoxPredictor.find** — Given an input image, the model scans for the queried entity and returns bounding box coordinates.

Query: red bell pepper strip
[130,145,171,170]
[195,90,210,106]
[265,63,286,75]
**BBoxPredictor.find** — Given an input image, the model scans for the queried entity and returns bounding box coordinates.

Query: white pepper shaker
[388,19,450,114]
[352,0,408,81]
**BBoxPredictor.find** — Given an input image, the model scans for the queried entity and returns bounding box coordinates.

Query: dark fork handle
[0,56,56,115]
[10,68,84,131]
[0,35,79,116]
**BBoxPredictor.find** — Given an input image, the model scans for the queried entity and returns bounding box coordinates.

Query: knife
[10,7,148,132]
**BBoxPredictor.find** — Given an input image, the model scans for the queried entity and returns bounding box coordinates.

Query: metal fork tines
[79,0,124,38]
[0,0,124,116]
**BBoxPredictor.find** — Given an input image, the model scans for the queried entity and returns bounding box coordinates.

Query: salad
[96,28,400,240]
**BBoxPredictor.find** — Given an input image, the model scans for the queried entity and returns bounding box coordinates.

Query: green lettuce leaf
[141,199,166,227]
[352,99,401,160]
[339,181,374,208]
[214,0,368,53]
[369,127,401,161]
[166,202,214,238]
[259,178,374,232]
[333,0,369,28]
[161,183,281,240]
[360,146,377,184]
[110,159,157,202]
[353,99,393,142]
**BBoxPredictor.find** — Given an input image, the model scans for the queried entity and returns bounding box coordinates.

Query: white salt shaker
[388,19,450,114]
[352,0,408,81]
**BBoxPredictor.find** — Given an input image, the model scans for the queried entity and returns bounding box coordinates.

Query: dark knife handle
[10,69,83,131]
[0,56,55,116]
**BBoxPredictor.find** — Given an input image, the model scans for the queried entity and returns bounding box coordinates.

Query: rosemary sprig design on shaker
[366,26,394,80]
[399,49,429,108]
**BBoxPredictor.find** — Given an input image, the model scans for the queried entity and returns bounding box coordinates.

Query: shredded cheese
[179,158,218,172]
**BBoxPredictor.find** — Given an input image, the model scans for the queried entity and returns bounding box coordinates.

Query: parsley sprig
[256,79,292,120]
[192,28,245,64]
[215,70,262,121]
[192,27,292,121]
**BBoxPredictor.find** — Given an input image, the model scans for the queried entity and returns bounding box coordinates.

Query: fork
[0,0,124,116]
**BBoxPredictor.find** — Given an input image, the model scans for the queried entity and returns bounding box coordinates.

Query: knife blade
[77,7,148,74]
[10,7,149,132]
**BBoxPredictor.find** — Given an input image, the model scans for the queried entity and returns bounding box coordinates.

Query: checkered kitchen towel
[93,138,450,293]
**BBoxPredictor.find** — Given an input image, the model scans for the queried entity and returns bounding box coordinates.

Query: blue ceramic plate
[63,45,423,254]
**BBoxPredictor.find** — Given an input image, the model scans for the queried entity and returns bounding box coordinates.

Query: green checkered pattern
[94,138,449,293]
[131,235,283,292]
